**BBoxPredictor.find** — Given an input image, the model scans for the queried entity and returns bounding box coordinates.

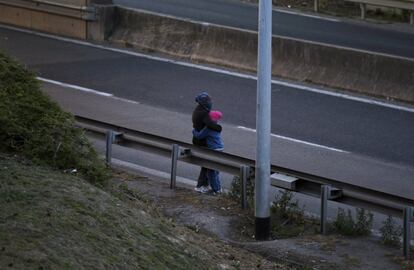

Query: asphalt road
[114,0,414,58]
[1,27,413,168]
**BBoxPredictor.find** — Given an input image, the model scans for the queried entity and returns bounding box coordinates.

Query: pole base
[255,217,271,240]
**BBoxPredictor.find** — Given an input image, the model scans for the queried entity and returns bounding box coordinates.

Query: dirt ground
[114,167,414,270]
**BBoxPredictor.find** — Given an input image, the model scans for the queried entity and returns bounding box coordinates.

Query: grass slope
[0,154,289,270]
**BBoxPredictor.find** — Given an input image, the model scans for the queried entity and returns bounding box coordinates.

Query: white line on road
[37,77,113,97]
[3,25,414,113]
[39,75,349,155]
[237,126,350,153]
[274,8,340,22]
[37,77,142,105]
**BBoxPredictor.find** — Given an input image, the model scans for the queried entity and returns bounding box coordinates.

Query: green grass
[0,155,195,269]
[0,154,288,269]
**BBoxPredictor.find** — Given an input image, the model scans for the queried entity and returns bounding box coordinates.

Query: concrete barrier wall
[0,4,87,39]
[0,0,112,39]
[109,7,414,103]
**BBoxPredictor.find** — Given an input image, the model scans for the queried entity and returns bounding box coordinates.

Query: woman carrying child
[192,110,224,195]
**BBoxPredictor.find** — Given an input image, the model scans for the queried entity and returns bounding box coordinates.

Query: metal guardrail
[74,115,414,258]
[0,0,96,20]
[313,0,414,24]
[351,0,414,10]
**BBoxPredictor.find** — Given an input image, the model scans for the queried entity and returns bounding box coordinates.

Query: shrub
[0,51,108,185]
[333,208,373,236]
[380,215,402,246]
[270,190,308,238]
[228,175,255,211]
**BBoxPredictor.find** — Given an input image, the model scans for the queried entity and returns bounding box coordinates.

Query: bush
[380,215,402,246]
[228,175,255,211]
[0,51,108,185]
[333,208,373,236]
[270,190,309,238]
[228,176,317,238]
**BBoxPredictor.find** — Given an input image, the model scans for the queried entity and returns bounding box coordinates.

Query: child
[192,111,224,195]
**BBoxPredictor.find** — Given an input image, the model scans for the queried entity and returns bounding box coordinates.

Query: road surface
[114,0,414,58]
[1,26,414,201]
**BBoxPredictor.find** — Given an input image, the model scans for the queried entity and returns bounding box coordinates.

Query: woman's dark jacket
[192,104,222,146]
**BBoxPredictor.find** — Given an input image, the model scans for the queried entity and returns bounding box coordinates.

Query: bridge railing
[75,115,414,259]
[314,0,414,24]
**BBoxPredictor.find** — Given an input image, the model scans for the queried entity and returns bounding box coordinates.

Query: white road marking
[40,74,350,154]
[37,77,113,97]
[274,8,340,22]
[38,77,141,105]
[2,24,414,113]
[40,75,349,154]
[237,126,350,153]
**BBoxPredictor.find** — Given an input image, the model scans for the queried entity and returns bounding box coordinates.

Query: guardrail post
[105,130,122,164]
[360,3,366,20]
[314,0,319,12]
[240,165,250,209]
[170,144,180,189]
[403,207,414,259]
[320,185,342,234]
[320,185,330,234]
[105,130,115,164]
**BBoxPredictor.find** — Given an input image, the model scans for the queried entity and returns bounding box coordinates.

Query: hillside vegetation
[0,52,290,269]
[0,51,107,185]
[0,154,290,269]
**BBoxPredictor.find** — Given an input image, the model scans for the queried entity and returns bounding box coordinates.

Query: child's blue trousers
[208,169,221,192]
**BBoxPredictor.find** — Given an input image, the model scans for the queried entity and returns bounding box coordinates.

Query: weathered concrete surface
[87,5,116,41]
[108,7,414,103]
[0,0,113,40]
[0,4,87,39]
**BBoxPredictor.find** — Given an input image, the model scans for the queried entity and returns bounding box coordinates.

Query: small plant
[228,178,319,239]
[272,190,304,223]
[228,175,255,211]
[380,215,402,246]
[270,190,310,238]
[333,208,373,236]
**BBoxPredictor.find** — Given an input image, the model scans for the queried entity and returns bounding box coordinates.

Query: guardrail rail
[75,115,414,259]
[313,0,414,24]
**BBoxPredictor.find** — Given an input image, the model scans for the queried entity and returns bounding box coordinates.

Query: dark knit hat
[195,92,212,111]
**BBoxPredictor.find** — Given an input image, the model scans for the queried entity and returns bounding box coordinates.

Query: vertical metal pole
[360,3,366,20]
[320,185,330,235]
[314,0,319,12]
[240,165,249,209]
[170,144,179,189]
[410,11,414,25]
[255,0,272,241]
[105,130,114,164]
[403,207,413,259]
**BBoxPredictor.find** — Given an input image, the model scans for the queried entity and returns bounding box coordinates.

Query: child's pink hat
[209,111,222,122]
